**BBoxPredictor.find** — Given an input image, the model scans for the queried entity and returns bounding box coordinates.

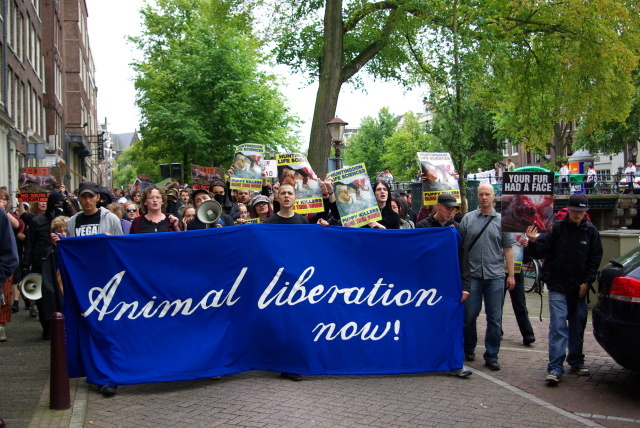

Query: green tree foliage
[269,0,640,176]
[343,108,397,178]
[381,112,437,181]
[131,0,300,182]
[480,0,640,155]
[465,150,504,175]
[112,143,167,188]
[268,0,434,176]
[576,73,640,156]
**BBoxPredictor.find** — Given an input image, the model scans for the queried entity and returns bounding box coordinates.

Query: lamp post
[326,117,348,172]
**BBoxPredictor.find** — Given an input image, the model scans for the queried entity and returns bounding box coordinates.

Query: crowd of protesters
[0,165,602,396]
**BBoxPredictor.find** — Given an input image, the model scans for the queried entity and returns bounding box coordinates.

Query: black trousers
[503,273,535,339]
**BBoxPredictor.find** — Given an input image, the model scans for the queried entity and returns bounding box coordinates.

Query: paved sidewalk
[1,293,639,427]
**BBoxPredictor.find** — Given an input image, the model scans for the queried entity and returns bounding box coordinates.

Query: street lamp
[326,117,348,172]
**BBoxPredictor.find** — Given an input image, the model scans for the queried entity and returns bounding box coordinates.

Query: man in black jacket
[416,192,459,229]
[416,193,470,378]
[525,193,602,385]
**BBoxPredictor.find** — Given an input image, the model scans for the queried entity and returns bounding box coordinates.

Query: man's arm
[504,246,515,291]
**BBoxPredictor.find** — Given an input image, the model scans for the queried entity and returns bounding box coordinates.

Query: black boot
[11,301,19,313]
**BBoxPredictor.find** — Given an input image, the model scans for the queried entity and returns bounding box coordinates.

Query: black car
[593,246,640,372]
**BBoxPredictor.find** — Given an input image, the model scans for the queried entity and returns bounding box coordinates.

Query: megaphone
[19,273,42,300]
[197,199,222,225]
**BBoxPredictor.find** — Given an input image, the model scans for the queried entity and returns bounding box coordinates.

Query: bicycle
[522,258,546,321]
[522,258,544,294]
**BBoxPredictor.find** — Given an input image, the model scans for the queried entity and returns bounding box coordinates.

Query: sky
[87,0,427,145]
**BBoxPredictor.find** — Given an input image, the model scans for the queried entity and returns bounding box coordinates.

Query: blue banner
[58,225,464,385]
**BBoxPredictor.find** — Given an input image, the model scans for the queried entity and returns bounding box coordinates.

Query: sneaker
[545,372,561,384]
[280,372,303,382]
[98,385,117,397]
[449,368,472,378]
[29,305,38,318]
[465,352,475,362]
[485,360,501,371]
[0,327,6,342]
[571,365,590,376]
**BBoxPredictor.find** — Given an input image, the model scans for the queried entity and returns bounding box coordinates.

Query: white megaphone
[19,273,43,300]
[197,199,222,225]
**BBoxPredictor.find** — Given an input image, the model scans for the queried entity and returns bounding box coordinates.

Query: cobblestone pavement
[1,292,639,428]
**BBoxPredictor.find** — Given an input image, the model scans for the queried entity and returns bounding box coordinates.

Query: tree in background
[130,0,300,182]
[343,108,397,178]
[270,0,639,177]
[483,1,640,157]
[576,72,640,157]
[381,112,437,181]
[270,0,434,177]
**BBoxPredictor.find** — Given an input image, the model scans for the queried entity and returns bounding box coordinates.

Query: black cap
[190,188,210,203]
[437,192,459,208]
[567,193,589,211]
[78,181,99,196]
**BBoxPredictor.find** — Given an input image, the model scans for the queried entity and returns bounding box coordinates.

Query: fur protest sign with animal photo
[501,172,554,233]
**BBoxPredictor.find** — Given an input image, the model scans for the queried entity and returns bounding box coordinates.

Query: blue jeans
[547,291,588,376]
[464,277,504,362]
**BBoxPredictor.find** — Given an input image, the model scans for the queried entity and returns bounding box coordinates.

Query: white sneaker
[0,326,6,341]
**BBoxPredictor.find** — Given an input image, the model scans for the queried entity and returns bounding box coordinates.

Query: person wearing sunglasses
[123,201,140,222]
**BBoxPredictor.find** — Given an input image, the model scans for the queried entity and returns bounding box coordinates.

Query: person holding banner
[264,183,308,225]
[416,193,459,229]
[130,186,180,233]
[414,192,471,378]
[459,183,515,371]
[66,182,124,238]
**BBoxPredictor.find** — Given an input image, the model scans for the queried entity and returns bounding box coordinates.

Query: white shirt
[560,166,569,179]
[625,165,636,178]
[587,168,597,182]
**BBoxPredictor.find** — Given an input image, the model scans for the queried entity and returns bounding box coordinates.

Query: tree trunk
[307,0,344,178]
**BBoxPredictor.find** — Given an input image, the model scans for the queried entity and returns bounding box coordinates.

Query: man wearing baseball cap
[416,192,471,378]
[416,192,460,229]
[66,181,124,237]
[525,193,602,385]
[64,181,123,397]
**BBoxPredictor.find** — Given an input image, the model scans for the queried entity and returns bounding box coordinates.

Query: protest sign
[276,153,323,214]
[191,165,225,190]
[501,172,554,233]
[417,153,460,206]
[230,144,264,191]
[327,163,381,227]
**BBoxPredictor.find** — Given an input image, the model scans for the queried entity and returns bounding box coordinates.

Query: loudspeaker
[19,273,42,300]
[171,163,183,179]
[160,163,170,179]
[197,200,222,224]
